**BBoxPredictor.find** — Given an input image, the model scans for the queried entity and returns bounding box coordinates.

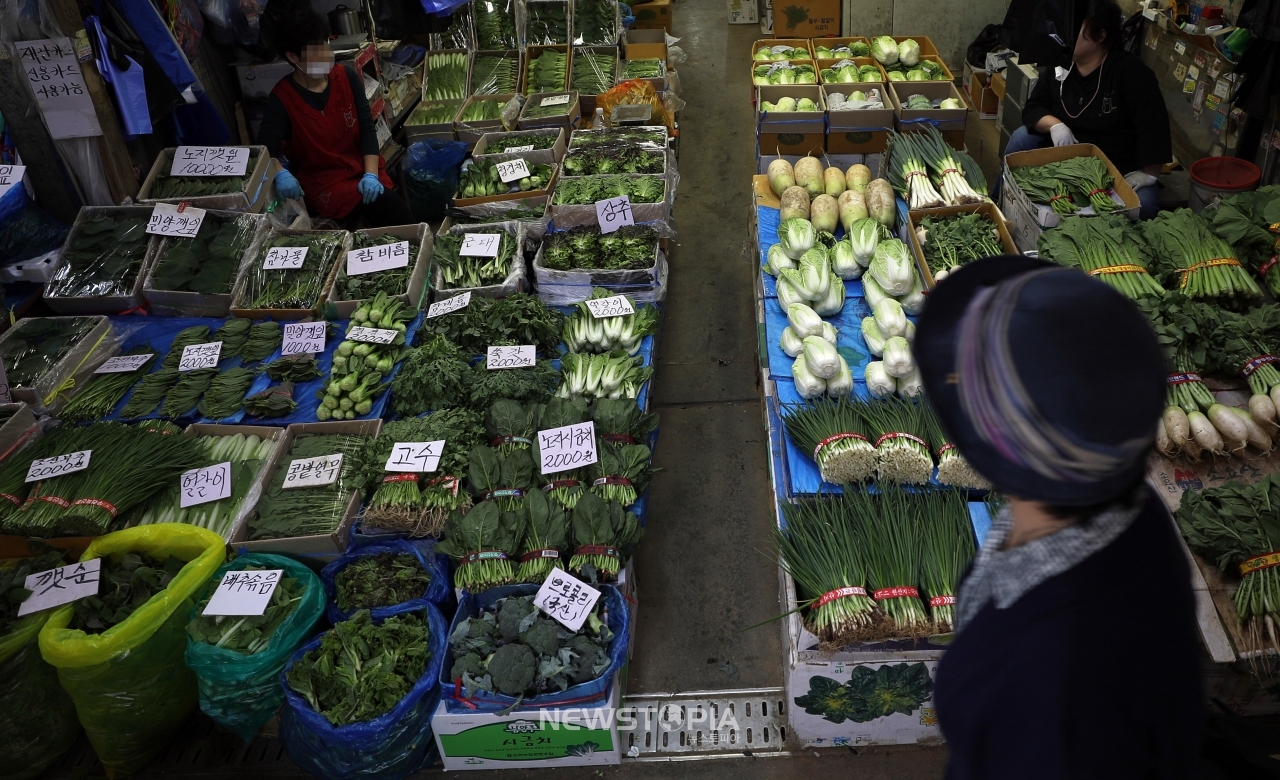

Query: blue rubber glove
[358,173,384,204]
[274,169,303,200]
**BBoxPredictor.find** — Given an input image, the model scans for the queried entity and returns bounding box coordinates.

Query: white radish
[1163,406,1189,451]
[1269,383,1280,417]
[1187,410,1226,455]
[1182,435,1204,462]
[1207,404,1248,452]
[1255,392,1280,432]
[1155,416,1175,458]
[1230,407,1273,453]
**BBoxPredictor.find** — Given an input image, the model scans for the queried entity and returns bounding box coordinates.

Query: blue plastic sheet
[440,584,628,714]
[279,602,447,780]
[320,539,451,624]
[969,501,993,547]
[764,297,870,381]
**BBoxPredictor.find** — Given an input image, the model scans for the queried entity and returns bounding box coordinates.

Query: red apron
[271,64,391,219]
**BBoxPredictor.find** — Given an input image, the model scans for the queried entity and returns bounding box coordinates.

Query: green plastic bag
[0,612,80,780]
[185,553,326,743]
[38,525,225,780]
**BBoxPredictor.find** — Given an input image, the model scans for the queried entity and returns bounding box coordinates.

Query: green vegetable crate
[0,315,112,411]
[454,162,560,207]
[229,228,352,320]
[229,419,381,558]
[887,81,969,152]
[438,197,551,239]
[517,91,582,131]
[143,211,269,317]
[181,423,285,541]
[404,99,464,144]
[454,93,516,144]
[325,223,433,319]
[473,127,567,166]
[45,206,161,315]
[137,145,273,212]
[904,203,1019,290]
[431,222,527,298]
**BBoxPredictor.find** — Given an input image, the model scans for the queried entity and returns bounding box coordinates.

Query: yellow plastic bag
[0,611,80,780]
[38,525,225,779]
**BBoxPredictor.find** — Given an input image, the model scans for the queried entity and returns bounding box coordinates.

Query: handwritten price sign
[26,450,91,482]
[0,165,26,199]
[495,158,530,184]
[347,326,397,344]
[534,568,601,631]
[585,295,635,319]
[202,569,282,616]
[540,93,572,107]
[17,558,101,617]
[180,462,231,508]
[486,345,536,370]
[538,421,597,475]
[147,202,206,238]
[284,454,344,489]
[427,291,471,318]
[384,441,444,472]
[264,246,308,270]
[95,354,153,373]
[347,241,410,276]
[595,195,634,234]
[282,322,326,355]
[506,144,535,153]
[170,146,251,177]
[460,233,501,258]
[178,342,222,371]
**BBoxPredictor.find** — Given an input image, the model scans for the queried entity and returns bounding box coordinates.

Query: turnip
[1207,405,1247,452]
[865,179,895,227]
[1187,410,1226,455]
[794,156,825,197]
[1163,406,1189,451]
[768,157,795,197]
[845,164,871,192]
[810,194,839,233]
[780,186,810,221]
[1230,406,1272,453]
[1250,393,1279,432]
[837,190,868,233]
[824,165,846,197]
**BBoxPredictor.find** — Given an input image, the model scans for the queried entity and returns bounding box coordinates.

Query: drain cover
[620,687,790,761]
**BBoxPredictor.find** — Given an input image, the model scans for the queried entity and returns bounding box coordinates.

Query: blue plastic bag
[439,584,629,713]
[320,539,451,624]
[404,139,468,223]
[279,602,447,780]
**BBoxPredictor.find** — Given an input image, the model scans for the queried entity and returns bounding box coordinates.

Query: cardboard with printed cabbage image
[325,223,433,319]
[769,0,839,37]
[629,0,670,31]
[433,675,621,769]
[823,83,894,154]
[756,84,825,157]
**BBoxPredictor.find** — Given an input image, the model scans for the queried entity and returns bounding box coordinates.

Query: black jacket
[935,487,1202,780]
[1022,48,1171,174]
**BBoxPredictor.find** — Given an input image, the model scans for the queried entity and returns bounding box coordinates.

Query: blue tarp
[763,297,870,381]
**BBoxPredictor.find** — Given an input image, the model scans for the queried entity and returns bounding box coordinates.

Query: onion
[1163,406,1189,451]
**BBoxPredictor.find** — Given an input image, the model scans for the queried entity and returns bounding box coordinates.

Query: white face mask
[303,58,332,79]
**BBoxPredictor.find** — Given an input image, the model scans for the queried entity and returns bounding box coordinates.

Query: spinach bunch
[70,553,186,634]
[390,335,471,416]
[335,554,431,612]
[187,570,304,654]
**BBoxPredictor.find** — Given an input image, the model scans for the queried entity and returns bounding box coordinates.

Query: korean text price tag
[0,165,26,199]
[384,441,445,472]
[595,195,634,234]
[282,322,326,355]
[486,345,536,370]
[460,233,501,257]
[495,158,530,184]
[0,356,10,404]
[507,144,535,153]
[347,326,397,344]
[427,291,470,318]
[178,341,222,371]
[585,295,635,319]
[17,39,100,140]
[264,246,308,270]
[180,462,231,508]
[26,450,91,482]
[538,420,598,474]
[17,558,101,617]
[147,202,206,238]
[534,567,601,631]
[540,93,571,107]
[170,146,251,177]
[201,569,283,616]
[347,241,410,276]
[95,353,152,373]
[284,454,343,488]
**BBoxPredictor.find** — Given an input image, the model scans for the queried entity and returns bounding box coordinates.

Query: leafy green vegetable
[433,230,518,290]
[0,550,67,636]
[425,51,468,101]
[249,433,367,540]
[60,347,156,423]
[562,146,664,176]
[542,225,658,271]
[335,554,431,612]
[0,316,97,388]
[794,664,934,723]
[566,491,642,581]
[243,381,298,418]
[241,321,283,363]
[240,231,346,310]
[333,233,420,303]
[390,335,471,416]
[416,293,564,355]
[1036,214,1163,299]
[436,499,525,591]
[553,175,664,205]
[471,53,520,95]
[150,150,262,198]
[48,214,150,299]
[70,552,186,634]
[468,358,560,411]
[475,0,518,48]
[488,132,558,152]
[187,571,304,654]
[265,355,323,382]
[149,215,259,294]
[526,48,568,94]
[573,0,616,44]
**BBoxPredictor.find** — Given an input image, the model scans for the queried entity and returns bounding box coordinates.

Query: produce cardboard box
[474,127,567,166]
[229,228,352,321]
[0,315,111,413]
[906,203,1019,289]
[968,69,999,119]
[991,70,1006,100]
[822,84,894,154]
[404,99,463,144]
[230,419,381,558]
[729,0,757,24]
[453,163,559,207]
[815,56,884,85]
[756,84,825,157]
[623,30,667,63]
[548,174,669,228]
[752,38,813,61]
[630,0,671,31]
[750,59,817,94]
[518,92,583,131]
[454,94,516,144]
[889,35,939,58]
[468,49,523,97]
[432,675,622,769]
[184,423,287,542]
[137,146,273,213]
[569,47,619,115]
[911,54,954,82]
[1002,143,1140,241]
[888,81,968,150]
[45,206,161,316]
[143,212,270,317]
[767,0,838,37]
[325,223,433,319]
[810,37,871,57]
[523,45,571,96]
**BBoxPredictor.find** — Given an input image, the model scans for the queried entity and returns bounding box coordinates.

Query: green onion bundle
[781,398,876,485]
[919,398,989,490]
[862,485,931,633]
[885,131,944,210]
[60,348,156,423]
[1037,214,1164,299]
[1141,208,1262,306]
[905,125,984,206]
[919,489,976,632]
[861,398,933,484]
[777,494,878,641]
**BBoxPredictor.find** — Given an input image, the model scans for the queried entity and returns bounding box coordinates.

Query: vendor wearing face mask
[1009,0,1170,219]
[257,11,412,227]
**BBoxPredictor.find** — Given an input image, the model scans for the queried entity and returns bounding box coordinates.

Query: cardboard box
[816,56,883,85]
[810,37,870,58]
[906,203,1019,289]
[143,212,270,317]
[455,94,516,144]
[183,423,286,542]
[630,0,671,31]
[911,54,954,83]
[756,84,825,156]
[623,30,667,63]
[750,59,817,92]
[0,315,111,412]
[991,70,1006,100]
[524,44,571,99]
[229,228,351,320]
[1002,143,1141,234]
[888,81,968,148]
[230,419,381,558]
[44,206,161,316]
[968,70,999,119]
[453,162,559,207]
[823,84,893,153]
[137,146,273,213]
[235,60,293,100]
[468,50,523,97]
[729,0,757,24]
[433,677,622,769]
[474,128,567,166]
[769,0,839,37]
[404,99,464,144]
[570,47,619,114]
[518,92,583,131]
[549,175,669,228]
[889,36,939,58]
[752,38,812,61]
[325,223,433,318]
[758,0,772,34]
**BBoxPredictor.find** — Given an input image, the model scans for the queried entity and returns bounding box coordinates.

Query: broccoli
[489,642,536,696]
[497,596,536,642]
[566,634,609,685]
[450,651,487,681]
[522,618,562,657]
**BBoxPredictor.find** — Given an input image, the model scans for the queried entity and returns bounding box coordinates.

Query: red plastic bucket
[1188,156,1260,212]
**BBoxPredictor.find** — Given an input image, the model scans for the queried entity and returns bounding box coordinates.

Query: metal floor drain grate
[620,687,790,761]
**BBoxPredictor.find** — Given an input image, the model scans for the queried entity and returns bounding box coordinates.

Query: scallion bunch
[781,398,876,485]
[919,489,977,632]
[777,495,878,641]
[861,398,934,484]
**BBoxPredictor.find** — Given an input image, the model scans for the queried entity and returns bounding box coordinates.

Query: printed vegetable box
[137,146,273,213]
[629,0,670,31]
[823,83,894,154]
[768,0,838,37]
[432,676,621,769]
[756,84,826,157]
[1001,143,1140,234]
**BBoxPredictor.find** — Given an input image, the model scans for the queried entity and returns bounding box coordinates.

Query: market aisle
[626,5,784,695]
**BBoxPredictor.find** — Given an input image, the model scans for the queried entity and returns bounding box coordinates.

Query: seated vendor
[258,10,413,228]
[1007,0,1169,219]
